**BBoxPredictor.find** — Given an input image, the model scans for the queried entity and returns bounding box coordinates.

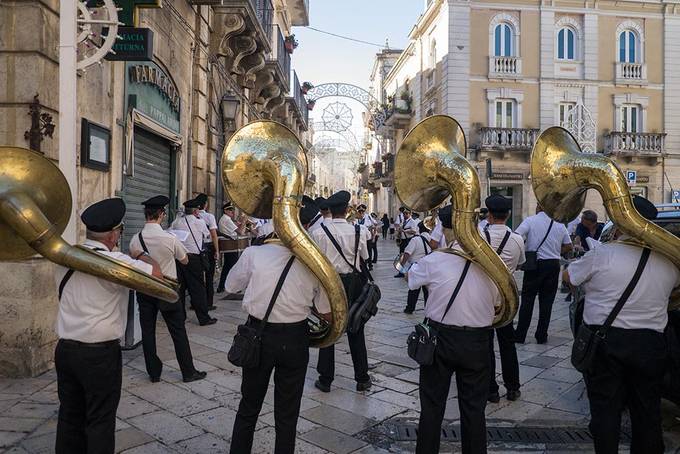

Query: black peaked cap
[81,198,126,232]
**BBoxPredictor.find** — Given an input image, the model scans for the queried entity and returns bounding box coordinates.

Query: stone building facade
[0,0,311,376]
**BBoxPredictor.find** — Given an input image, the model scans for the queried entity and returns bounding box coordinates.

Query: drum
[219,237,250,254]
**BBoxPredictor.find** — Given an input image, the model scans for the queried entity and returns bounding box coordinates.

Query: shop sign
[637,175,649,183]
[490,172,524,181]
[126,61,180,133]
[105,27,153,61]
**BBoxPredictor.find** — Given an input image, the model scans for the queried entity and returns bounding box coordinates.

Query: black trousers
[230,318,309,454]
[369,238,378,263]
[55,339,122,454]
[489,322,520,394]
[204,243,216,306]
[584,327,666,454]
[217,251,239,291]
[137,293,197,380]
[417,323,490,454]
[405,286,429,312]
[317,308,369,385]
[515,259,560,342]
[179,254,211,324]
[382,226,388,239]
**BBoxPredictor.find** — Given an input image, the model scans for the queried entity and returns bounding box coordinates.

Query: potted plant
[307,100,316,110]
[396,89,412,113]
[285,35,299,53]
[301,81,314,94]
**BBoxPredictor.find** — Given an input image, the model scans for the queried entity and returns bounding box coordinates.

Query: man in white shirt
[401,222,432,313]
[407,206,498,454]
[170,199,216,326]
[129,196,206,384]
[312,191,372,393]
[216,201,243,293]
[357,204,377,269]
[195,194,219,310]
[565,196,679,454]
[514,205,573,344]
[54,198,161,454]
[481,195,525,404]
[306,196,325,234]
[395,208,419,277]
[226,200,331,454]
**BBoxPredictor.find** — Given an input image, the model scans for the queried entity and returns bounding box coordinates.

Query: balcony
[489,56,522,79]
[478,127,539,152]
[605,132,665,157]
[616,62,647,85]
[285,71,309,132]
[287,0,310,26]
[267,24,291,91]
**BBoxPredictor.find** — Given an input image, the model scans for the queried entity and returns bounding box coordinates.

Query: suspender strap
[535,220,554,254]
[439,260,472,323]
[420,235,431,255]
[597,247,651,336]
[484,229,511,255]
[321,224,360,273]
[310,213,322,227]
[257,256,295,337]
[138,232,149,254]
[58,247,106,300]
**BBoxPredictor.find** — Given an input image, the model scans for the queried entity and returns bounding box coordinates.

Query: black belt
[537,258,560,263]
[428,320,490,332]
[59,339,120,348]
[247,315,308,329]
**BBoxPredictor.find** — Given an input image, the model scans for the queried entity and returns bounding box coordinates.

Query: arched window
[557,27,576,60]
[619,30,638,63]
[429,39,437,68]
[494,23,514,57]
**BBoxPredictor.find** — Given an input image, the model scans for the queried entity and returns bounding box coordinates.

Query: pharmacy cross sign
[115,0,161,26]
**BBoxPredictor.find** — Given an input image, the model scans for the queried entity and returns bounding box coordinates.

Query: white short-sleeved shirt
[408,251,498,327]
[170,214,210,254]
[567,216,581,236]
[568,240,680,332]
[481,224,525,272]
[429,222,448,248]
[129,223,187,279]
[312,218,369,274]
[55,240,153,342]
[401,217,418,239]
[307,213,325,234]
[404,233,432,264]
[219,214,238,238]
[198,210,217,230]
[225,243,331,323]
[515,212,571,260]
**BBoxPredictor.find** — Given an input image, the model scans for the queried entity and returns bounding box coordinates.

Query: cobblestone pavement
[3,240,680,453]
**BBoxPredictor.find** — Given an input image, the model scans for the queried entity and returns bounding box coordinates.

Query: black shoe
[535,337,547,344]
[183,371,207,383]
[488,392,500,403]
[314,380,331,393]
[372,260,378,264]
[150,376,161,383]
[207,305,217,311]
[216,288,225,293]
[565,293,572,302]
[394,273,404,278]
[199,318,217,326]
[356,379,372,392]
[506,389,521,401]
[403,308,414,314]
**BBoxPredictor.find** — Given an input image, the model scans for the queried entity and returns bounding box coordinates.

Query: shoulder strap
[185,217,202,252]
[440,260,472,323]
[58,247,107,300]
[420,235,431,255]
[535,220,554,252]
[484,228,512,255]
[598,247,651,335]
[258,256,296,335]
[321,224,359,273]
[353,224,360,269]
[138,231,149,254]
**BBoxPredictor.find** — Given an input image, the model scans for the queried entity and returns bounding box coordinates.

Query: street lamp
[221,93,240,133]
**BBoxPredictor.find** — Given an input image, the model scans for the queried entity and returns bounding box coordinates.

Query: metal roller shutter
[121,127,173,252]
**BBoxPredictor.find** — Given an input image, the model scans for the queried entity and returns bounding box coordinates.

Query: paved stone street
[3,240,680,453]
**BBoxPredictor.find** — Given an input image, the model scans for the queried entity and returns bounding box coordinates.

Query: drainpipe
[186,42,196,200]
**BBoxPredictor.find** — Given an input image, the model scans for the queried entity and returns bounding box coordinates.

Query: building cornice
[383,42,417,87]
[469,1,680,18]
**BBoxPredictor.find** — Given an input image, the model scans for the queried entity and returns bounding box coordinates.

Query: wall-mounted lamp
[221,93,240,133]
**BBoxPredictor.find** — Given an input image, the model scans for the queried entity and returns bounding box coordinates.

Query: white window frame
[615,20,644,64]
[487,88,524,128]
[489,13,521,58]
[556,27,576,60]
[614,93,648,133]
[558,102,576,126]
[620,105,641,133]
[494,99,516,128]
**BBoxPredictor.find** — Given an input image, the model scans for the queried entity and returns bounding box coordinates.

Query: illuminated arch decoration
[306,83,386,129]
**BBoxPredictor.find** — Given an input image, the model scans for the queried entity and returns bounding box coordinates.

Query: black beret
[195,193,208,204]
[81,198,126,232]
[315,197,329,210]
[485,194,511,213]
[438,205,453,229]
[183,198,200,208]
[326,190,351,208]
[300,196,319,225]
[142,195,169,209]
[633,195,657,221]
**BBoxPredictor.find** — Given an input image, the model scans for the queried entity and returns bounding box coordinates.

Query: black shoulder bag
[520,220,553,271]
[571,247,650,373]
[321,224,381,334]
[407,259,472,366]
[228,256,295,368]
[186,218,211,271]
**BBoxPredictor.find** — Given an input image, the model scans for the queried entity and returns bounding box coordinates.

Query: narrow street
[3,239,680,453]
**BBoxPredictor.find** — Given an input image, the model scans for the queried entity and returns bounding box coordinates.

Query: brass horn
[221,120,348,348]
[0,147,179,302]
[531,126,680,309]
[394,115,519,327]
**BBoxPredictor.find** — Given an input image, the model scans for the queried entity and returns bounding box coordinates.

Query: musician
[407,204,497,454]
[428,218,448,250]
[401,221,432,314]
[129,196,206,384]
[226,200,331,454]
[564,196,679,454]
[357,204,377,270]
[395,208,418,277]
[573,210,604,253]
[312,190,372,393]
[170,199,216,326]
[482,195,525,403]
[307,196,326,234]
[54,198,162,454]
[195,193,219,310]
[514,205,572,344]
[216,202,243,293]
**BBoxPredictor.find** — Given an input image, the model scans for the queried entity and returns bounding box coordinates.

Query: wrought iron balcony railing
[604,131,665,155]
[270,24,290,89]
[478,127,539,151]
[489,56,522,78]
[287,71,309,129]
